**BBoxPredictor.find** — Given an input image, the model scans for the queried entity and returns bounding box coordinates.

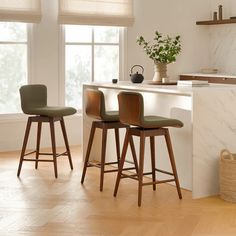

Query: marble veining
[193,89,236,197]
[210,26,236,75]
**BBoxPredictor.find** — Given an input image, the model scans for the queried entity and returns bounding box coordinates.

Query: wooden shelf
[179,74,236,84]
[196,19,236,25]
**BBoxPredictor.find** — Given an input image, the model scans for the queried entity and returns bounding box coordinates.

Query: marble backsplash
[209,0,236,75]
[210,25,236,75]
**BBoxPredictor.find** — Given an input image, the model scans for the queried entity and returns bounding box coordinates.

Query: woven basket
[220,149,236,202]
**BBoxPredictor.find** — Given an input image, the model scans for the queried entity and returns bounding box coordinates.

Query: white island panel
[192,89,236,197]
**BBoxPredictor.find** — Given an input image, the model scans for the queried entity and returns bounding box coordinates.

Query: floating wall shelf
[196,19,236,25]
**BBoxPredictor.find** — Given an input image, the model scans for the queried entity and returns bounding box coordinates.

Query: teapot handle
[130,65,144,75]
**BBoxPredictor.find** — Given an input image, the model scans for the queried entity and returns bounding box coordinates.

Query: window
[64,25,121,110]
[0,22,28,114]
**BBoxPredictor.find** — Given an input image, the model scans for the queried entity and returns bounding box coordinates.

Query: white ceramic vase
[152,63,167,82]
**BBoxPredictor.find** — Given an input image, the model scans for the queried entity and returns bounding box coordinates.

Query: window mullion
[66,42,118,46]
[119,27,125,81]
[92,27,95,82]
[0,41,27,44]
[59,25,66,106]
[27,23,32,84]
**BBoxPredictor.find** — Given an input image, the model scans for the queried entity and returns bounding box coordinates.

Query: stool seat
[101,111,119,122]
[24,106,76,117]
[20,84,76,117]
[118,91,183,129]
[141,115,183,129]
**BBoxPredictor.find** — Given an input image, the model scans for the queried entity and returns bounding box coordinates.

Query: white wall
[127,0,211,81]
[0,0,212,152]
[209,0,236,74]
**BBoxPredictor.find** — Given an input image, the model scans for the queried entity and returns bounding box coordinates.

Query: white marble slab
[192,89,236,197]
[210,25,236,75]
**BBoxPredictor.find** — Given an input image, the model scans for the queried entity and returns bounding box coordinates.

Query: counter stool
[114,91,183,206]
[17,84,77,178]
[81,89,138,191]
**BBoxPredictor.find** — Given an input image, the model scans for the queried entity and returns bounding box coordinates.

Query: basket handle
[220,149,234,160]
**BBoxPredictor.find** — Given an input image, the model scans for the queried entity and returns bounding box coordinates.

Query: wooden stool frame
[81,120,139,191]
[17,116,73,178]
[114,127,182,206]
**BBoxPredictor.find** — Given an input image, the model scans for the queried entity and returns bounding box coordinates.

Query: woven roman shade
[0,0,41,23]
[58,0,134,26]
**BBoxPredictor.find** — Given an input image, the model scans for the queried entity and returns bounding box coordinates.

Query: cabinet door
[179,75,236,84]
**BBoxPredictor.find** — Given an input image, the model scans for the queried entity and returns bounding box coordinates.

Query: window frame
[0,22,32,120]
[59,25,126,111]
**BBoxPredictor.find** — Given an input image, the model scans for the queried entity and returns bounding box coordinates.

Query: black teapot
[130,65,144,83]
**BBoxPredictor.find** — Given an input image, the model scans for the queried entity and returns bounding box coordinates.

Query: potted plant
[137,31,181,82]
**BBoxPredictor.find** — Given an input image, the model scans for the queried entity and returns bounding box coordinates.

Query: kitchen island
[83,81,236,198]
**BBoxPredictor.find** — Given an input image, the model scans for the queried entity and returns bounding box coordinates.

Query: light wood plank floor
[0,146,236,236]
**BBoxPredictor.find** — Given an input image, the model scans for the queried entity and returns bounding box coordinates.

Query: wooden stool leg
[129,135,139,174]
[100,127,108,191]
[150,136,156,191]
[114,128,120,163]
[114,129,130,197]
[60,118,73,170]
[49,118,58,178]
[17,118,32,177]
[35,121,42,169]
[138,132,145,207]
[164,129,182,199]
[81,122,96,184]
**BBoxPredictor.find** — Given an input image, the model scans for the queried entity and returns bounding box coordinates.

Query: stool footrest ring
[23,151,68,158]
[22,158,54,162]
[120,171,176,186]
[142,179,175,186]
[155,168,174,176]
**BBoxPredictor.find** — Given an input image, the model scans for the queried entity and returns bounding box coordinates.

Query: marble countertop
[84,81,236,96]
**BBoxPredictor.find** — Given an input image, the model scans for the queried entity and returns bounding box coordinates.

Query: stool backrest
[118,91,144,126]
[86,89,105,120]
[20,84,47,114]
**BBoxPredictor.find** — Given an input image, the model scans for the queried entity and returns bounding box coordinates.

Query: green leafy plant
[137,31,181,64]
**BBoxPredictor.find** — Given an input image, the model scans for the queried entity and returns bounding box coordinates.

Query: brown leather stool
[114,91,183,206]
[81,89,138,191]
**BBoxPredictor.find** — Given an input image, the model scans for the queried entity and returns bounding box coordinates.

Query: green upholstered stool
[17,84,76,178]
[113,91,183,206]
[81,89,138,191]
